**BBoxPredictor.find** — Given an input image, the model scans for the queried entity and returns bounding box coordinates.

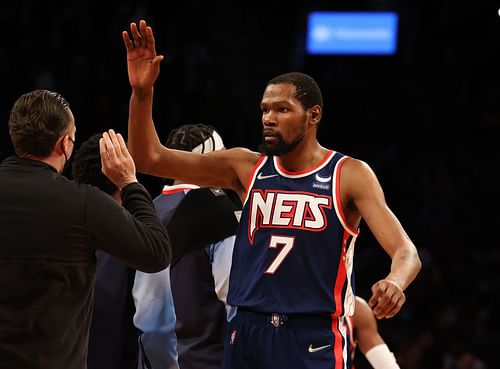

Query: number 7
[264,235,295,274]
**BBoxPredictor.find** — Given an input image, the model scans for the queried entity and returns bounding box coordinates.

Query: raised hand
[122,19,164,91]
[99,129,138,190]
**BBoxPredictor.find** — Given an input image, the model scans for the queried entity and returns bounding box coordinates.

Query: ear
[55,135,73,156]
[309,105,322,127]
[53,135,66,155]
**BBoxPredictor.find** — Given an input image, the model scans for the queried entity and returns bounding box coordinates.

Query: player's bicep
[346,160,408,256]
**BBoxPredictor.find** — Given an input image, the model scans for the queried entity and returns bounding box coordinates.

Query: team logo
[257,172,278,180]
[315,173,332,183]
[248,190,332,243]
[308,344,331,353]
[313,173,332,190]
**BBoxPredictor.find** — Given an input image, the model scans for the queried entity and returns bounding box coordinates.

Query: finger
[122,31,133,52]
[101,131,118,159]
[368,285,382,308]
[146,25,155,53]
[140,20,148,47]
[99,136,111,174]
[107,129,121,153]
[374,286,404,318]
[115,132,130,158]
[383,298,404,319]
[130,22,141,48]
[378,292,404,319]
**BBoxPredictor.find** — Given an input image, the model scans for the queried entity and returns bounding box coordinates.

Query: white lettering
[248,190,331,242]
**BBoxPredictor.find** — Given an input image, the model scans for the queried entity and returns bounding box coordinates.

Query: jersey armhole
[332,156,359,237]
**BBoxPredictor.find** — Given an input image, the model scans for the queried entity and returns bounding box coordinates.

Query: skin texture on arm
[340,158,422,319]
[353,296,385,354]
[123,20,259,200]
[353,296,401,369]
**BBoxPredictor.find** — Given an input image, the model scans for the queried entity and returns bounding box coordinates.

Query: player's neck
[276,143,329,173]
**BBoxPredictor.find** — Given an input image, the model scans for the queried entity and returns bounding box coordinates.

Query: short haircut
[165,123,224,152]
[9,89,72,157]
[267,72,323,110]
[72,133,118,196]
[163,123,225,185]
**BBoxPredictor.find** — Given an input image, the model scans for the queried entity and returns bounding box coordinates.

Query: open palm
[122,20,164,90]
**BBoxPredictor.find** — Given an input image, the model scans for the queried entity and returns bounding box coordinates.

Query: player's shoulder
[219,147,261,165]
[339,155,377,179]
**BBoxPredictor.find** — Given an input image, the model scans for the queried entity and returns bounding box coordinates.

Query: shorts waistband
[236,308,336,329]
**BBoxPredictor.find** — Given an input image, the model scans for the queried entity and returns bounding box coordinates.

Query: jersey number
[264,235,295,274]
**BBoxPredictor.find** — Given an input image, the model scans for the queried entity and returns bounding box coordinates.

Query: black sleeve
[167,187,241,265]
[85,182,171,272]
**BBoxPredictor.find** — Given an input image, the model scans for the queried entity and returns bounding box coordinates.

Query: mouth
[263,129,278,143]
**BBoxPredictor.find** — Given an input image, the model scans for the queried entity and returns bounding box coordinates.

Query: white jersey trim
[331,156,359,237]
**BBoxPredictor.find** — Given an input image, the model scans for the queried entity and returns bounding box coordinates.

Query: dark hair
[8,89,72,157]
[72,133,118,196]
[165,123,217,151]
[163,123,219,186]
[267,72,323,110]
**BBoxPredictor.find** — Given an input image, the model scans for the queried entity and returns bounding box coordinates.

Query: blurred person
[72,133,144,369]
[0,89,171,369]
[345,296,401,369]
[123,20,421,369]
[133,123,241,369]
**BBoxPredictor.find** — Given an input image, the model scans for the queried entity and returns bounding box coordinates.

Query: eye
[279,107,289,113]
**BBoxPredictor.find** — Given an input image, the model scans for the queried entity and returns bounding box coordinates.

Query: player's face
[259,83,307,156]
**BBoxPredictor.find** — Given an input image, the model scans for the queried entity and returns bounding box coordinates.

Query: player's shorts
[222,309,347,369]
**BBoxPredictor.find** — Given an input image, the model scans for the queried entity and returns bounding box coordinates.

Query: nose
[262,111,276,127]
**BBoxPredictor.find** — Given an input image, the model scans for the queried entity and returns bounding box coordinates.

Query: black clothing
[171,248,228,369]
[167,187,240,265]
[86,251,138,369]
[0,156,171,369]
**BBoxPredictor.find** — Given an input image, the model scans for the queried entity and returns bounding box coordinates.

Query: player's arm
[341,158,422,319]
[354,296,401,369]
[123,20,259,197]
[353,296,385,354]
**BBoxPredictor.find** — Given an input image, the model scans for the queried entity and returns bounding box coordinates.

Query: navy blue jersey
[227,151,359,316]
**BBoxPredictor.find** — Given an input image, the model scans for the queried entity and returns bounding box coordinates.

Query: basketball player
[123,20,422,369]
[133,124,241,369]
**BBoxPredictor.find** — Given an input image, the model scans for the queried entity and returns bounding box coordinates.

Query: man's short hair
[9,89,72,157]
[165,124,224,153]
[267,72,323,110]
[163,124,225,186]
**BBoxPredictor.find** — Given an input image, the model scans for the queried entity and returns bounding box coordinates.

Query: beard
[258,127,306,156]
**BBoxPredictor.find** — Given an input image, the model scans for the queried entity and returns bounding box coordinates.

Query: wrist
[132,88,153,101]
[365,344,400,369]
[118,178,138,191]
[384,276,405,291]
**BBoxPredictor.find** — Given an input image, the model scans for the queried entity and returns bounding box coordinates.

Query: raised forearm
[127,87,163,173]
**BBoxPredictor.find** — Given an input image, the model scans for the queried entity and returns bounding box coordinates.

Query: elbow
[415,251,423,274]
[136,254,170,273]
[132,150,162,175]
[137,235,173,273]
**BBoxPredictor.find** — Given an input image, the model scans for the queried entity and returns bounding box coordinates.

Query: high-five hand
[99,129,137,190]
[122,19,164,91]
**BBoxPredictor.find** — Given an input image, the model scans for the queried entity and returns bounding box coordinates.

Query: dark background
[1,1,499,368]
